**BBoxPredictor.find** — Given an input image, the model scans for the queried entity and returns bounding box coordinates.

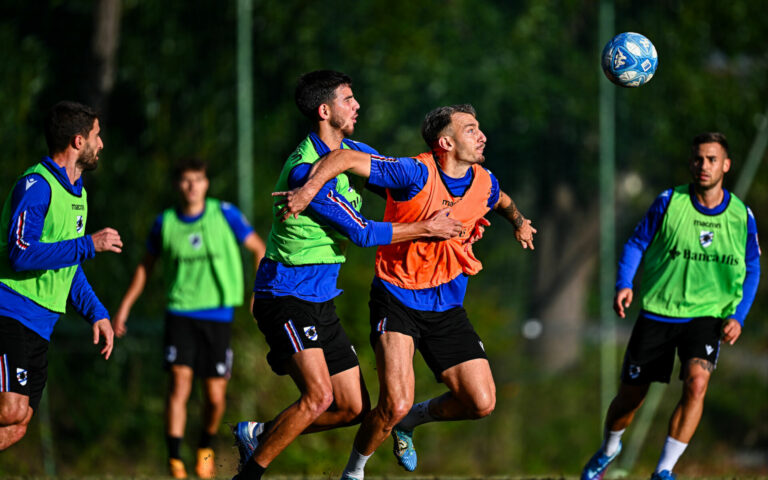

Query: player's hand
[514,219,537,250]
[93,318,114,360]
[613,288,633,318]
[272,186,316,221]
[91,228,123,253]
[112,309,129,338]
[464,217,491,252]
[423,208,463,239]
[721,318,742,345]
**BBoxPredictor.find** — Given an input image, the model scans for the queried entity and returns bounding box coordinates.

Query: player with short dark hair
[0,100,121,450]
[580,132,760,480]
[113,158,266,478]
[230,71,464,480]
[273,104,536,479]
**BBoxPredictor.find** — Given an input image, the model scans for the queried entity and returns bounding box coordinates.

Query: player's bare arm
[613,287,634,318]
[113,253,157,337]
[243,232,267,270]
[273,149,372,220]
[721,318,742,345]
[494,190,536,249]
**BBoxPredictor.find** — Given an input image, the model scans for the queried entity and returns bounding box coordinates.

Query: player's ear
[72,134,84,150]
[438,135,454,152]
[318,103,331,121]
[723,157,731,173]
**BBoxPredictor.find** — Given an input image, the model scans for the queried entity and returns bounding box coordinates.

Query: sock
[198,432,213,449]
[397,400,436,431]
[655,436,687,473]
[342,448,372,479]
[166,435,183,459]
[601,429,625,457]
[236,458,267,480]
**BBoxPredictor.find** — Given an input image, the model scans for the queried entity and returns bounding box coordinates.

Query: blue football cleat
[392,426,417,472]
[650,470,677,480]
[581,442,622,480]
[232,421,264,472]
[339,474,361,480]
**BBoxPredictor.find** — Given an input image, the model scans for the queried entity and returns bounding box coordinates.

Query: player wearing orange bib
[274,104,536,478]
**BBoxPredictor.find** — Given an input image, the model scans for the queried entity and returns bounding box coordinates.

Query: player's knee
[302,386,334,417]
[469,392,496,419]
[380,398,412,426]
[683,374,709,400]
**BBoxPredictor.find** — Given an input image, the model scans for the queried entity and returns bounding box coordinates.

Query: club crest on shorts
[699,230,714,248]
[216,362,227,376]
[76,215,84,233]
[303,326,318,341]
[628,364,641,379]
[16,368,28,386]
[705,344,714,355]
[165,345,177,362]
[188,233,203,249]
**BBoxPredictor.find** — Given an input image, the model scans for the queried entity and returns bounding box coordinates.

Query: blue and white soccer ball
[601,32,658,87]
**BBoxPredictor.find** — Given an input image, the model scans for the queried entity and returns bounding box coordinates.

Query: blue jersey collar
[42,156,84,196]
[689,183,730,216]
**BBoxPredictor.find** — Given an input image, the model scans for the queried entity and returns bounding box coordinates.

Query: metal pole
[734,106,768,199]
[237,0,254,221]
[598,0,617,431]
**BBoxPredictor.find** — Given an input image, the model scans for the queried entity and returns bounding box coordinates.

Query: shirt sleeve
[69,265,110,324]
[368,155,430,192]
[615,189,673,290]
[220,202,254,243]
[145,214,164,256]
[486,169,501,209]
[6,174,96,272]
[732,207,761,325]
[288,163,393,247]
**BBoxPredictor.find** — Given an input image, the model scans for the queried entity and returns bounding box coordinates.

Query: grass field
[3,476,768,480]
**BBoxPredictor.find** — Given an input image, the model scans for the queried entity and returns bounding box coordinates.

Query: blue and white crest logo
[303,326,318,341]
[629,364,641,379]
[16,368,28,386]
[76,215,84,233]
[188,233,203,249]
[699,230,714,248]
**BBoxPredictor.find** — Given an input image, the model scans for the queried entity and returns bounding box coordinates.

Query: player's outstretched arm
[243,231,266,271]
[494,190,536,249]
[391,208,463,243]
[113,253,157,337]
[273,150,373,220]
[91,227,123,253]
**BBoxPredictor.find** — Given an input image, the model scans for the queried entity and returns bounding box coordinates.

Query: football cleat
[650,470,677,480]
[392,426,417,472]
[232,421,264,472]
[168,458,187,479]
[340,474,361,480]
[195,447,215,479]
[581,442,622,480]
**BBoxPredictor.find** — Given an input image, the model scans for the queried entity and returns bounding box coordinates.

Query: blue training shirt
[616,187,761,325]
[0,157,109,341]
[253,134,392,303]
[146,201,254,322]
[367,154,501,311]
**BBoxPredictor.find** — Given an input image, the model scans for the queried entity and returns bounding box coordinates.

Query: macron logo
[25,177,37,190]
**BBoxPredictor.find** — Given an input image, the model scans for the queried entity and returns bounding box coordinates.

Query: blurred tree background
[0,0,766,477]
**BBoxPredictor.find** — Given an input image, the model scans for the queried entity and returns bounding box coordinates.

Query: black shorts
[0,316,49,412]
[621,313,723,384]
[369,285,487,381]
[163,313,233,378]
[253,296,359,377]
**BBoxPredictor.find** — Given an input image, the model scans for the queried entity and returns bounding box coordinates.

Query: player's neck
[693,184,724,209]
[315,124,345,150]
[435,151,471,178]
[51,151,82,185]
[181,200,205,217]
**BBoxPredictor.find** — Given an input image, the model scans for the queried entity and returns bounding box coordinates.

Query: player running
[0,101,120,450]
[274,104,536,479]
[113,158,265,478]
[231,71,463,480]
[580,132,760,480]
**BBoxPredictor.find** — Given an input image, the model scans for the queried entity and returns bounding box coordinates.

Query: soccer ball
[601,32,658,87]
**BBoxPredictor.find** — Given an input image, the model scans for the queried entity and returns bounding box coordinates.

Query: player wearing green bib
[114,158,265,479]
[581,133,761,480]
[0,101,122,450]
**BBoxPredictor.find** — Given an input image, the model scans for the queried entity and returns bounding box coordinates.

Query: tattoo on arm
[688,358,715,373]
[499,199,524,229]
